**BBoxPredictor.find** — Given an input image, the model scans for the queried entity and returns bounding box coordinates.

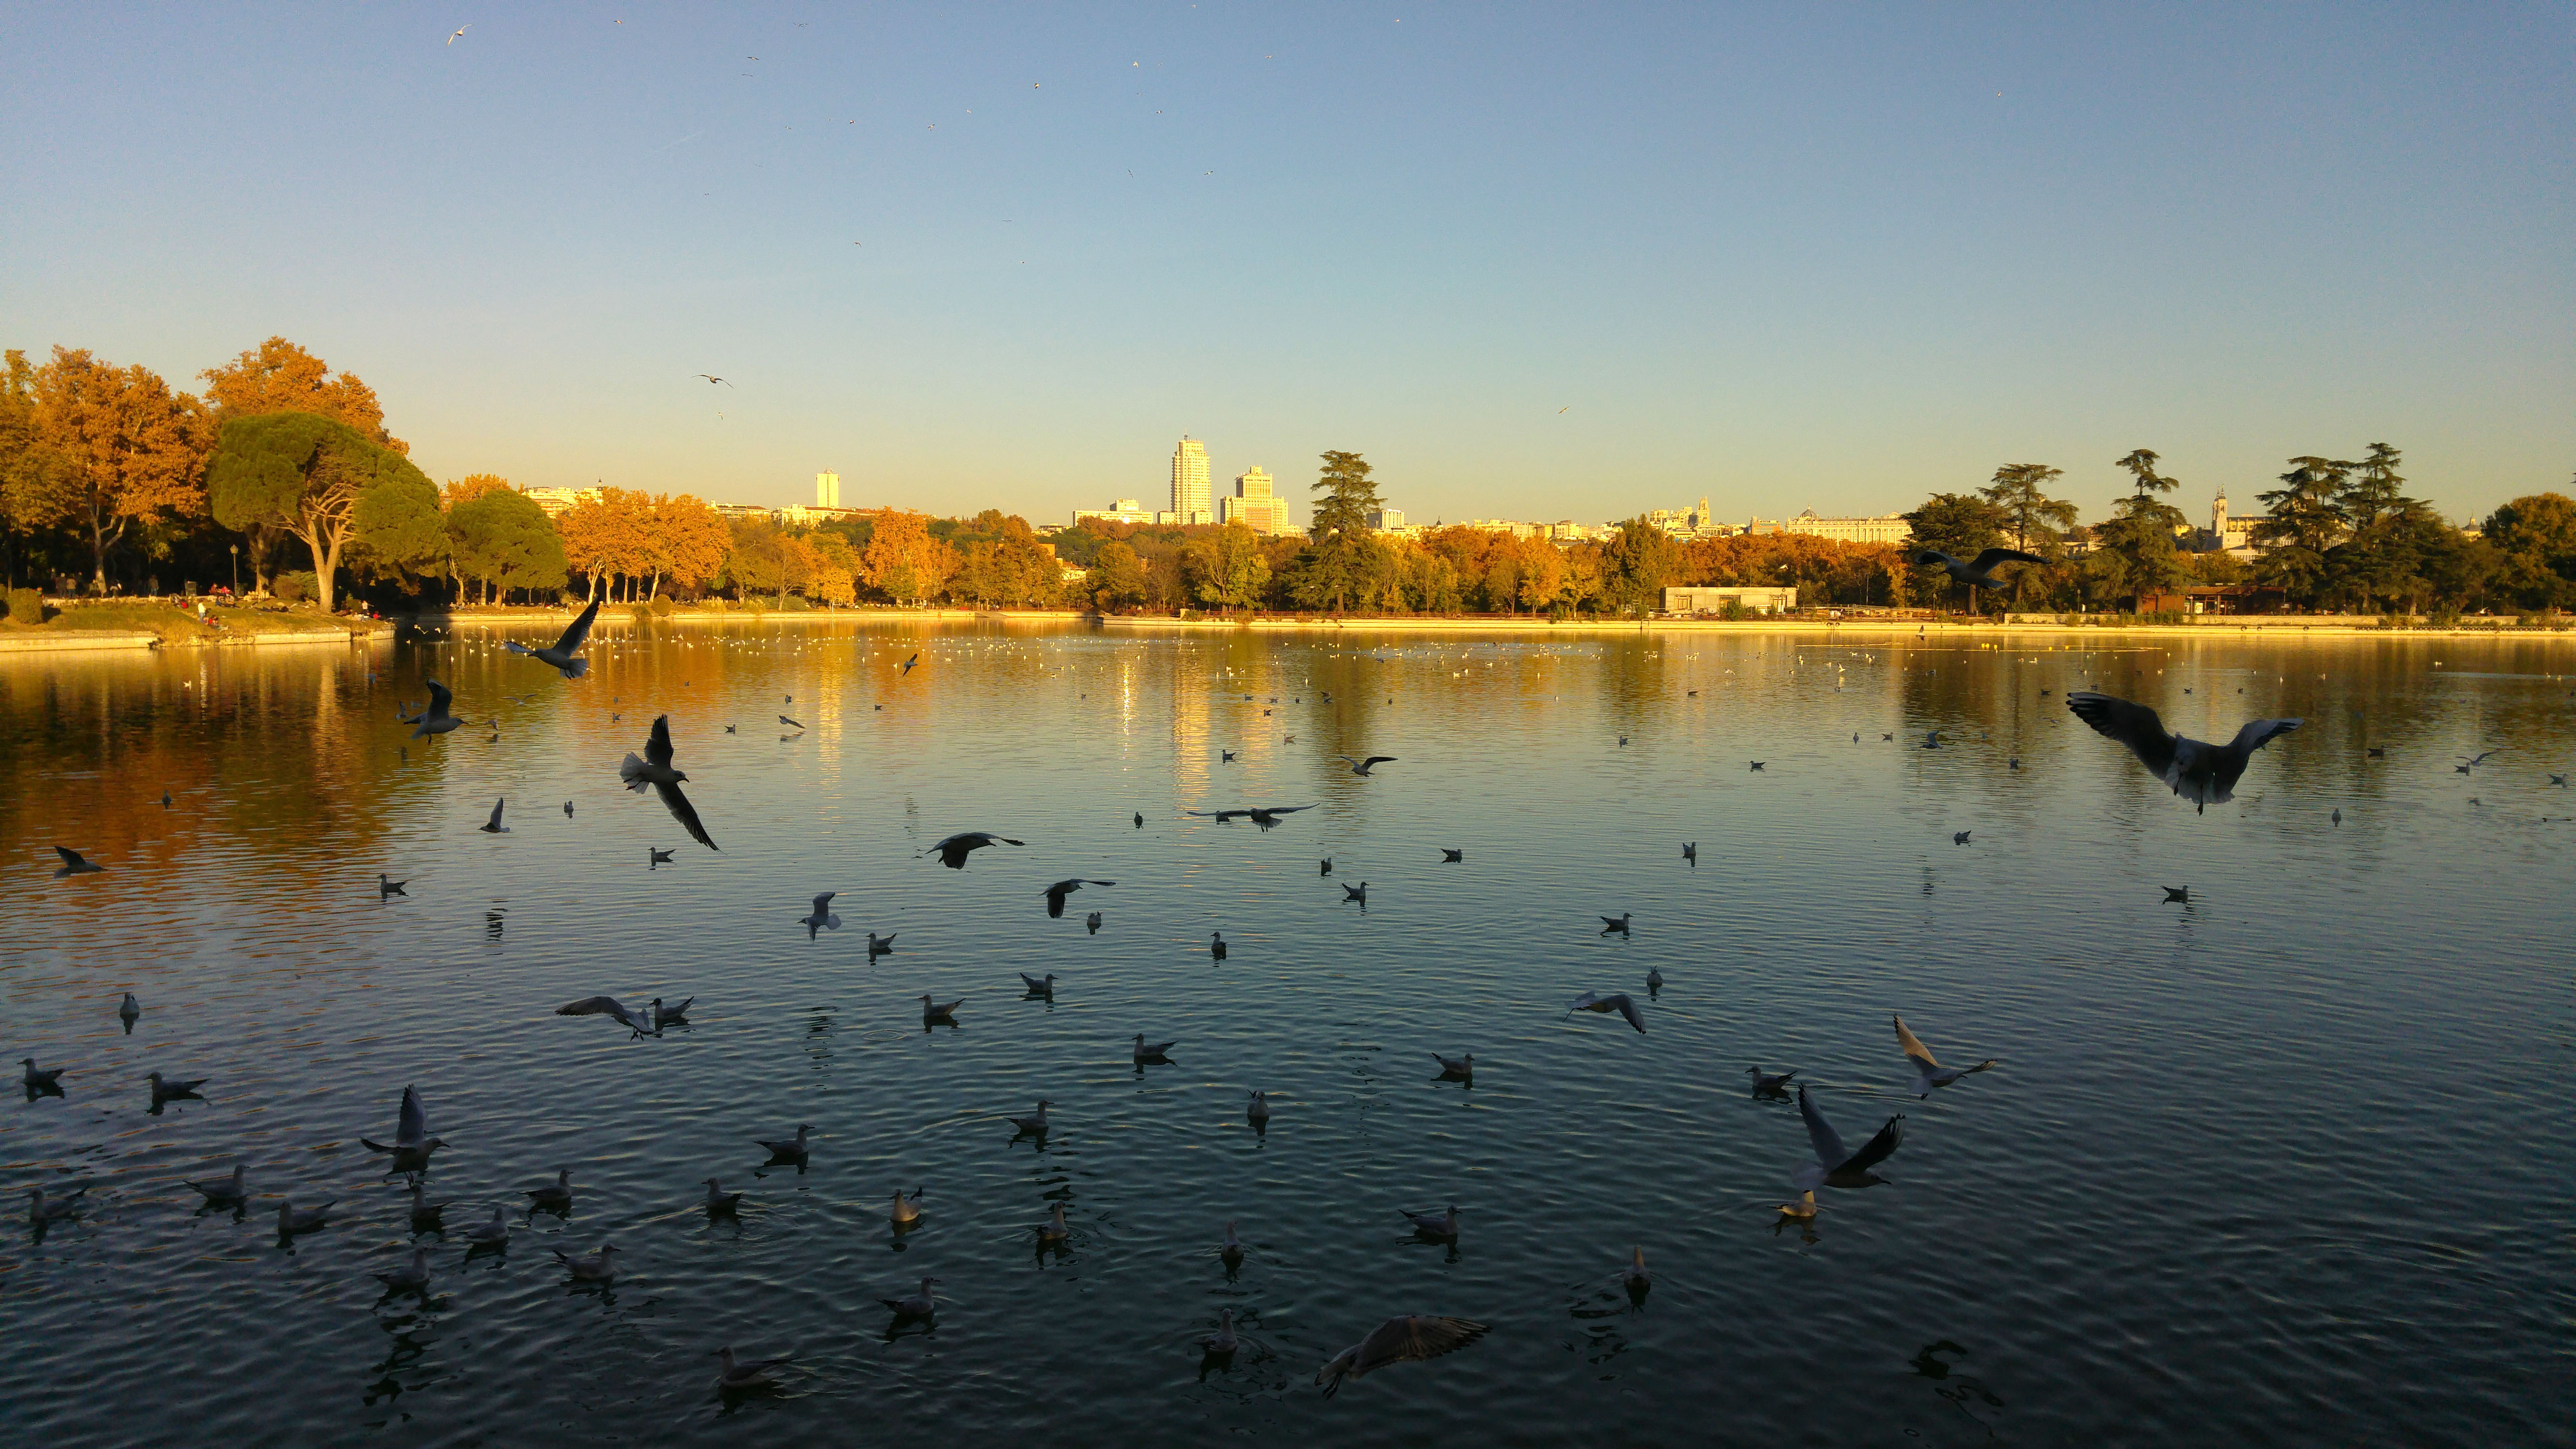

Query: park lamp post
[229,544,240,596]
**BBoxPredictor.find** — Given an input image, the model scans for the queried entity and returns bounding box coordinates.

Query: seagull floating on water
[2066,692,2302,813]
[1432,1051,1474,1079]
[21,1057,64,1090]
[464,1205,511,1247]
[378,872,406,898]
[880,1275,938,1319]
[1599,912,1633,934]
[1401,1205,1461,1240]
[705,1178,744,1215]
[1019,972,1058,996]
[553,1241,619,1283]
[1198,1307,1241,1355]
[889,1186,926,1226]
[375,1245,433,1294]
[1133,1032,1176,1062]
[868,932,897,955]
[526,1170,574,1213]
[756,1124,812,1162]
[1746,1066,1795,1095]
[1008,1099,1051,1135]
[276,1197,334,1235]
[714,1346,793,1392]
[1210,932,1228,961]
[1246,1090,1271,1128]
[919,994,963,1022]
[119,992,140,1028]
[147,1070,207,1102]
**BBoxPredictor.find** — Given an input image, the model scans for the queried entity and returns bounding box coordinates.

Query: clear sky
[4,3,2568,531]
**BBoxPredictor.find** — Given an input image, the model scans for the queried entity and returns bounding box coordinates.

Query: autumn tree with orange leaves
[30,347,213,593]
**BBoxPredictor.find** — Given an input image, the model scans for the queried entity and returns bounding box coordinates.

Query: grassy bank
[0,601,378,644]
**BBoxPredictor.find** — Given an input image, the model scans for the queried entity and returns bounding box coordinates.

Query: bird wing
[1257,804,1315,816]
[425,680,453,716]
[1351,1316,1490,1378]
[486,798,506,828]
[2065,692,2176,777]
[656,780,718,849]
[553,596,601,656]
[1361,757,1397,768]
[2227,716,2303,757]
[1893,1014,1940,1069]
[1842,1114,1906,1173]
[1797,1086,1852,1170]
[397,1085,428,1143]
[557,996,629,1018]
[54,846,85,868]
[1914,549,1956,567]
[810,892,836,915]
[646,715,676,769]
[1969,548,2045,572]
[1613,996,1646,1032]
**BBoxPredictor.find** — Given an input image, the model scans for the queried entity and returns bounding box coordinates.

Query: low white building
[1664,585,1799,615]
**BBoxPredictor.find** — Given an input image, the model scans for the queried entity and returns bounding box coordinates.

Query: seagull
[1746,1066,1796,1095]
[552,1242,619,1283]
[621,715,718,849]
[1132,1033,1176,1062]
[276,1197,334,1235]
[29,1185,87,1224]
[1198,1307,1241,1355]
[1320,857,1333,875]
[2065,692,2302,813]
[1085,911,1102,933]
[2332,807,2342,825]
[1220,750,1237,763]
[1773,1191,1820,1222]
[1431,1051,1474,1079]
[649,847,675,865]
[696,374,732,387]
[1793,1085,1904,1190]
[477,797,509,834]
[1565,991,1647,1032]
[925,831,1022,869]
[890,1186,926,1227]
[800,892,842,937]
[2458,749,2501,767]
[1209,932,1227,961]
[1953,830,1972,844]
[1315,1316,1488,1397]
[406,1174,449,1230]
[526,1170,574,1213]
[447,25,467,44]
[880,1276,939,1319]
[1019,972,1057,996]
[1037,1202,1071,1243]
[1916,548,2045,605]
[1682,842,1696,865]
[1133,811,1144,827]
[1008,1099,1051,1135]
[779,715,804,730]
[147,1070,207,1102]
[463,1205,511,1247]
[919,994,963,1022]
[650,996,692,1028]
[1337,755,1397,776]
[1924,731,1942,749]
[408,680,462,739]
[180,1163,245,1208]
[1043,879,1113,918]
[51,846,105,877]
[1342,882,1368,903]
[2164,886,2191,902]
[1220,1220,1247,1264]
[1246,1090,1271,1128]
[705,1178,744,1215]
[1621,1246,1652,1296]
[900,652,920,675]
[502,597,601,678]
[119,992,140,1028]
[1599,912,1633,934]
[1401,1205,1461,1240]
[375,1245,433,1294]
[1645,966,1664,992]
[360,1085,447,1163]
[1441,849,1463,862]
[21,1057,64,1090]
[757,1124,812,1161]
[378,872,406,897]
[1894,1014,1998,1096]
[713,1346,794,1392]
[1749,760,1765,771]
[556,995,659,1036]
[868,932,897,955]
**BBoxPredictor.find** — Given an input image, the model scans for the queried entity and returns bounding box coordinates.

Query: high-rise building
[1171,437,1212,524]
[817,471,840,509]
[1220,466,1296,535]
[1366,506,1404,531]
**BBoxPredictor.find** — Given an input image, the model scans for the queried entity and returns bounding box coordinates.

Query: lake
[3,621,2570,1448]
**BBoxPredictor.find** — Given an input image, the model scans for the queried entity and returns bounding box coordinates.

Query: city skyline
[2,8,2563,528]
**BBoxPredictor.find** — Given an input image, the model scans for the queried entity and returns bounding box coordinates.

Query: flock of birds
[27,606,2565,1405]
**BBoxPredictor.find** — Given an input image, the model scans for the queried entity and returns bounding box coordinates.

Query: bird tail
[1791,1163,1827,1191]
[618,753,650,790]
[561,660,589,680]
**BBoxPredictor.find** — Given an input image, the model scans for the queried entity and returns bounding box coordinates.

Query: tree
[1900,492,2009,609]
[2483,492,2576,610]
[558,488,656,600]
[2254,456,2350,609]
[1086,541,1147,611]
[806,531,861,606]
[0,349,83,589]
[1597,516,1682,615]
[202,337,406,454]
[1292,451,1382,612]
[655,495,731,598]
[446,487,568,603]
[860,510,954,604]
[206,411,439,612]
[442,473,512,508]
[1183,521,1273,611]
[1978,463,2078,607]
[946,510,1063,606]
[2085,449,2193,611]
[32,348,213,594]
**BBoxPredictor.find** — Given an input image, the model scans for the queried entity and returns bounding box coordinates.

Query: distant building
[517,485,602,518]
[1171,437,1213,525]
[2195,488,2261,559]
[709,502,773,522]
[1463,518,1539,538]
[1646,498,1723,537]
[1366,505,1404,531]
[777,504,858,528]
[1074,499,1156,527]
[1221,467,1296,535]
[1747,510,1912,544]
[1664,585,1800,615]
[817,471,841,509]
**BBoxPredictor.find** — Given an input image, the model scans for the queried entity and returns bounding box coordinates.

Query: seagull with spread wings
[1565,991,1647,1032]
[1894,1013,1998,1097]
[1793,1085,1904,1190]
[2065,692,2302,813]
[696,373,733,386]
[1315,1316,1490,1398]
[51,846,105,877]
[1042,879,1112,918]
[406,679,463,739]
[503,597,601,678]
[620,715,718,848]
[924,831,1022,869]
[1337,755,1398,776]
[1916,547,2046,591]
[555,995,660,1036]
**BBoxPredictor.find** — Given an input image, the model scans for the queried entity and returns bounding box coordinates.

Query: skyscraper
[1220,466,1294,534]
[1171,437,1211,524]
[817,471,840,509]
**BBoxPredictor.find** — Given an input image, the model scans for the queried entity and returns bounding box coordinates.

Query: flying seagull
[924,831,1022,869]
[1042,879,1113,918]
[2065,692,2302,813]
[696,374,733,386]
[1337,755,1398,776]
[52,846,104,877]
[1894,1013,1998,1096]
[448,26,467,45]
[1793,1084,1904,1190]
[621,715,718,848]
[1565,991,1647,1032]
[1315,1316,1489,1398]
[900,652,920,675]
[502,597,601,678]
[1916,548,2045,606]
[779,715,805,730]
[408,680,462,739]
[555,995,659,1036]
[479,797,509,833]
[800,892,841,938]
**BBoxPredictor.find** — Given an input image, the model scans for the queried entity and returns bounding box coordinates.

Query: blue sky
[3,3,2567,529]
